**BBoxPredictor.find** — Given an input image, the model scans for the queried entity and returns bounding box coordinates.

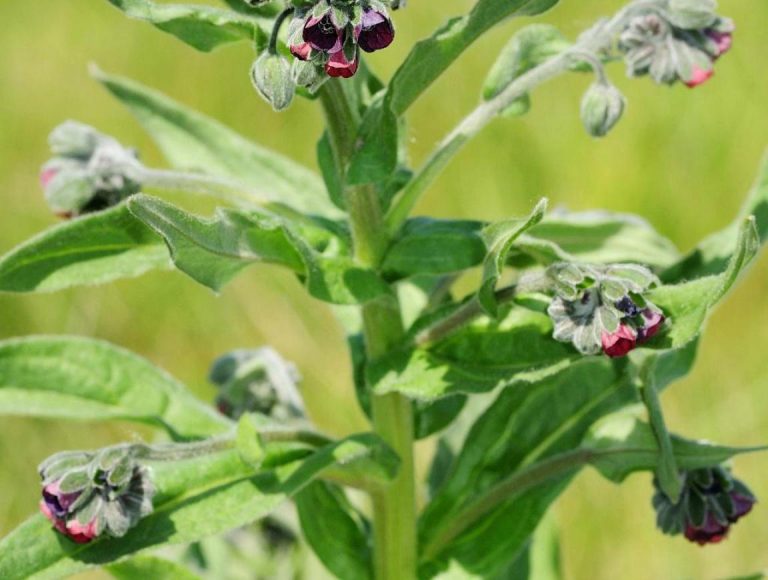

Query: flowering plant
[0,0,765,578]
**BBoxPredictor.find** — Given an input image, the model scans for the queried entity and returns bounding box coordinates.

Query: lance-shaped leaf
[93,68,340,219]
[104,0,270,52]
[128,195,391,305]
[368,306,577,401]
[0,335,230,439]
[0,205,169,293]
[347,0,560,185]
[383,210,680,279]
[419,357,635,577]
[478,198,547,316]
[0,434,396,580]
[662,151,768,283]
[296,482,372,580]
[646,217,760,351]
[585,409,768,484]
[107,556,203,580]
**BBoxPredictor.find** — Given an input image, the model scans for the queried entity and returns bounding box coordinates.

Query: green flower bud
[251,53,296,112]
[666,0,718,30]
[580,82,626,138]
[48,121,104,159]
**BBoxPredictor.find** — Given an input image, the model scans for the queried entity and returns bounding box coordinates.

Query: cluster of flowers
[546,263,665,358]
[653,466,756,545]
[39,446,154,543]
[209,347,305,421]
[287,0,396,78]
[39,121,141,218]
[618,0,734,88]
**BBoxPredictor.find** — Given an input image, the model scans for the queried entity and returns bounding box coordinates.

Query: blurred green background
[1,0,767,578]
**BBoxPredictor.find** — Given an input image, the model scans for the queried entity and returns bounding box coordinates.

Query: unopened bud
[666,0,718,30]
[580,82,626,138]
[48,121,103,159]
[251,53,296,112]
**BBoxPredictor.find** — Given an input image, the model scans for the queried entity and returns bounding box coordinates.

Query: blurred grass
[0,0,767,578]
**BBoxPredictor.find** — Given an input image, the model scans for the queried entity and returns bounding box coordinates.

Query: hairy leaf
[296,482,372,580]
[585,410,768,483]
[0,434,394,580]
[105,0,270,52]
[0,335,229,439]
[94,68,340,219]
[129,195,391,304]
[478,198,547,316]
[347,0,560,185]
[0,205,169,294]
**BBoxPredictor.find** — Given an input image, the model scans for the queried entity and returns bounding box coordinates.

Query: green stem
[637,359,683,502]
[320,80,418,580]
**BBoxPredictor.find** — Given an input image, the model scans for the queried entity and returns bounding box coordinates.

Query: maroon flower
[357,9,395,53]
[290,42,312,61]
[637,309,665,342]
[303,15,343,53]
[729,491,756,522]
[325,50,359,79]
[684,513,729,545]
[601,324,637,358]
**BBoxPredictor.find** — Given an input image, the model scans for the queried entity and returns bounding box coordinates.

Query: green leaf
[419,357,634,577]
[383,210,680,280]
[478,198,547,317]
[368,306,576,401]
[585,409,768,483]
[128,195,391,305]
[93,68,340,219]
[0,434,393,580]
[347,0,560,185]
[382,219,486,278]
[0,205,169,294]
[483,25,571,117]
[662,152,768,283]
[105,0,270,52]
[0,335,230,440]
[647,217,760,351]
[107,555,203,580]
[296,482,372,580]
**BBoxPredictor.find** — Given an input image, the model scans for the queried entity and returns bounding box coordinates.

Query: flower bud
[41,122,142,217]
[210,348,304,421]
[38,446,154,543]
[653,466,757,545]
[325,48,359,78]
[251,53,296,112]
[601,324,637,358]
[580,82,626,138]
[666,0,718,30]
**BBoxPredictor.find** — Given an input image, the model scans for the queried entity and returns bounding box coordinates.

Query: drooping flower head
[285,0,397,80]
[40,121,142,218]
[209,347,305,421]
[618,1,734,89]
[653,465,756,545]
[38,446,154,543]
[546,263,666,358]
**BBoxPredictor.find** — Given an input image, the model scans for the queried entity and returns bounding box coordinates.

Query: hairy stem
[384,5,637,234]
[320,80,418,580]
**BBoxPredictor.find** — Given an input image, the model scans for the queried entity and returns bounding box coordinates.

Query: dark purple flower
[290,42,312,61]
[325,50,359,79]
[357,9,395,53]
[615,296,641,317]
[707,30,733,58]
[729,491,756,522]
[637,309,665,342]
[39,482,98,544]
[601,324,637,358]
[303,15,343,53]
